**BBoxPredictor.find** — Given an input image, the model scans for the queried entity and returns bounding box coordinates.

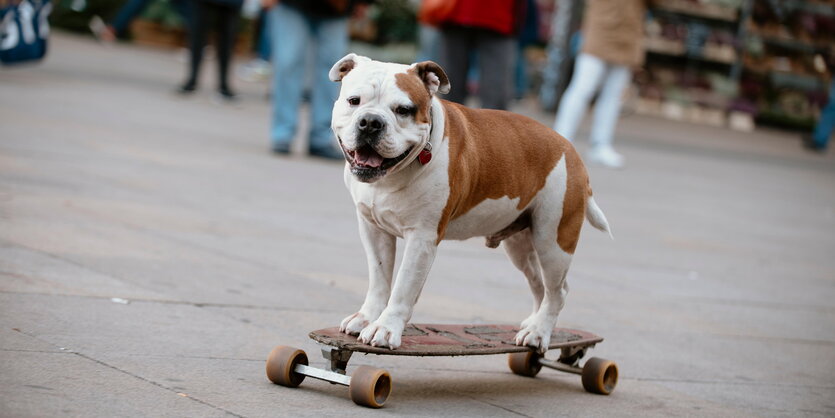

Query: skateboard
[266,324,617,408]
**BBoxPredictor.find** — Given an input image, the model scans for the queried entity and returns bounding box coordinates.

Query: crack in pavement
[631,377,835,389]
[456,392,534,418]
[0,290,340,314]
[8,328,247,418]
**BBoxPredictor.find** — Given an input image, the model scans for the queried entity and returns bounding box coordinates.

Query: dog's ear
[411,61,451,95]
[329,53,368,82]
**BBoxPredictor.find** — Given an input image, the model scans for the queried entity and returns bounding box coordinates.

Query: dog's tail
[586,195,613,240]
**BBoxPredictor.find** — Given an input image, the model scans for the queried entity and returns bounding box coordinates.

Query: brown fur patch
[395,72,431,124]
[556,151,589,254]
[437,100,590,254]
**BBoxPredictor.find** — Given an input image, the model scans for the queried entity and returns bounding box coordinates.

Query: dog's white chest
[355,196,404,237]
[348,165,449,238]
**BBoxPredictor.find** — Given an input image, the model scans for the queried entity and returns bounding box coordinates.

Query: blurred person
[90,0,191,42]
[805,78,834,152]
[437,0,525,110]
[514,0,539,99]
[539,0,582,110]
[804,49,835,152]
[178,0,242,99]
[238,7,272,82]
[416,22,440,63]
[553,0,652,169]
[415,0,447,63]
[262,0,368,159]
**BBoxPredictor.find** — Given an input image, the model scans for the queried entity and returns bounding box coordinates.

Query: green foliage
[373,0,417,44]
[49,0,186,33]
[141,0,184,28]
[50,0,128,32]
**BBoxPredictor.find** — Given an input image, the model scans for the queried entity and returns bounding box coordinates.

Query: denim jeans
[268,4,347,149]
[111,0,152,35]
[812,77,835,148]
[112,0,190,36]
[553,53,631,146]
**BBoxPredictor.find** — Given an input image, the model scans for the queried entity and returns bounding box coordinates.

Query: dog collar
[419,142,432,165]
[420,106,435,165]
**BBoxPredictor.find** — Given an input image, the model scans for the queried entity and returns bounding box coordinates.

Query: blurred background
[36,0,835,135]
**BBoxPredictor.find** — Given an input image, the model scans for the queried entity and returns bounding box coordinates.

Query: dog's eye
[395,106,415,116]
[347,97,360,106]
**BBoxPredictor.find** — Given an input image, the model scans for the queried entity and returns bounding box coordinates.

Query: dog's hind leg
[514,155,579,353]
[502,229,544,329]
[514,229,573,353]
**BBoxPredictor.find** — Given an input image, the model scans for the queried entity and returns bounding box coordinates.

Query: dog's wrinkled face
[330,54,450,183]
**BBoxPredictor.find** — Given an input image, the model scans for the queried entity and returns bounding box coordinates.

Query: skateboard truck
[287,348,353,386]
[266,324,617,408]
[267,345,391,408]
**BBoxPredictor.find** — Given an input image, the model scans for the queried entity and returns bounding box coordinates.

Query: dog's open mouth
[342,143,412,182]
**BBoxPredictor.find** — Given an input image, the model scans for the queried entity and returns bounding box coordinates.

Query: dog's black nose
[358,114,385,135]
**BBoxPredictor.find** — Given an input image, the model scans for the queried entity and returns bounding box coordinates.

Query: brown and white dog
[329,54,612,352]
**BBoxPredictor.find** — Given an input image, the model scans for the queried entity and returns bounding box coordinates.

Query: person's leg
[476,30,515,110]
[309,15,348,154]
[215,3,240,96]
[586,63,631,168]
[812,78,835,149]
[417,24,440,62]
[269,3,310,151]
[589,64,631,147]
[553,53,606,142]
[515,41,528,100]
[181,0,208,91]
[256,8,271,61]
[110,0,153,37]
[438,26,471,105]
[539,0,576,110]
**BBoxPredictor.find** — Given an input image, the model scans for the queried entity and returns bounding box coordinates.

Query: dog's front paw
[339,312,374,335]
[514,322,553,354]
[358,317,404,349]
[519,312,538,330]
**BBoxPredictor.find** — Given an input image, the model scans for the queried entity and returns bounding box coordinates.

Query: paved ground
[1,33,834,417]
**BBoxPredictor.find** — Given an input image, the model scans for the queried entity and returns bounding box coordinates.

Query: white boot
[587,145,625,169]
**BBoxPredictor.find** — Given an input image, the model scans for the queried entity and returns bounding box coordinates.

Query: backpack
[0,0,51,65]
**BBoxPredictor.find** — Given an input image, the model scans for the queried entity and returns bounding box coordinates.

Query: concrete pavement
[1,32,834,417]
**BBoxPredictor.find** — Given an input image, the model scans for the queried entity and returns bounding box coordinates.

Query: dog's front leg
[359,232,437,349]
[340,216,396,335]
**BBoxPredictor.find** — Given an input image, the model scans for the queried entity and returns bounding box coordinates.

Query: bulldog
[329,54,612,352]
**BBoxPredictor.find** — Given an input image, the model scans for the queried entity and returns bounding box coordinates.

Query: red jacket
[442,0,522,36]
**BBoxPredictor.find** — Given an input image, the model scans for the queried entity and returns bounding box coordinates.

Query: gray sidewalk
[1,32,834,417]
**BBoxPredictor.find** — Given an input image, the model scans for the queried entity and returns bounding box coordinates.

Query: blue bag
[0,0,52,65]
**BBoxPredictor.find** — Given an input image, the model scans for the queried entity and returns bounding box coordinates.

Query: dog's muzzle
[338,136,413,183]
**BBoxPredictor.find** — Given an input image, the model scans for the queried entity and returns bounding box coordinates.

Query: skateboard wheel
[266,345,308,387]
[581,357,618,395]
[508,351,542,377]
[349,365,392,408]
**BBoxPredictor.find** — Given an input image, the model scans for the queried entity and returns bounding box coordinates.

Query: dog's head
[329,54,450,183]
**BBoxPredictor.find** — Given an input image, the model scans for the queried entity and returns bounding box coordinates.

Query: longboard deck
[309,324,603,356]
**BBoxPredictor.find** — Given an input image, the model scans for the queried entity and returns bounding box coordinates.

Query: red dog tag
[418,149,432,165]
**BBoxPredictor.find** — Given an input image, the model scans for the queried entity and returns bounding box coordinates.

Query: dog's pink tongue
[355,147,384,168]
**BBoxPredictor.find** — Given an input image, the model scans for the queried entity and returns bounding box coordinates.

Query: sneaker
[89,16,116,43]
[217,87,237,101]
[272,142,291,155]
[587,145,625,169]
[238,58,272,82]
[801,135,827,153]
[309,145,345,160]
[177,82,196,95]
